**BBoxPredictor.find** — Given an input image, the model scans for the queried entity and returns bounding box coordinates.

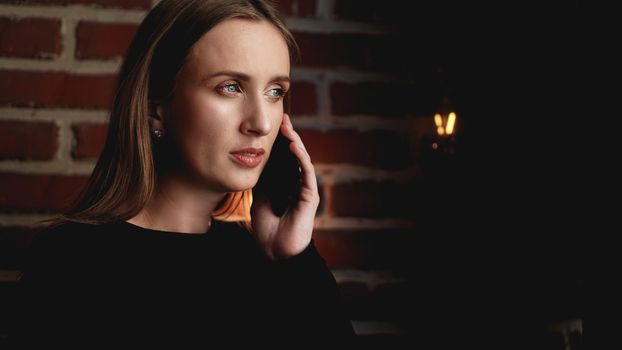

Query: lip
[230,147,265,168]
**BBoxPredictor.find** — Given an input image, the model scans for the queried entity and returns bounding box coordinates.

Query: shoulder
[23,221,113,270]
[33,221,107,249]
[39,220,100,236]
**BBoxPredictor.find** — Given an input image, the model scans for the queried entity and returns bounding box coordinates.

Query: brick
[331,82,439,116]
[289,81,316,115]
[272,0,316,17]
[313,228,416,269]
[297,129,415,169]
[330,181,419,218]
[0,17,62,59]
[0,70,117,109]
[76,21,138,59]
[0,173,88,212]
[72,122,108,159]
[0,121,58,160]
[0,0,151,10]
[292,32,399,71]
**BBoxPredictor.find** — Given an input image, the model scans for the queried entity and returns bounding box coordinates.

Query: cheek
[268,102,284,125]
[271,99,284,115]
[173,95,238,138]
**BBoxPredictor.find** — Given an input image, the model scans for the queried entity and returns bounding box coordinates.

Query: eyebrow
[204,70,290,84]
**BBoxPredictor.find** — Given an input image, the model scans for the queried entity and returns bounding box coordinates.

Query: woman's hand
[250,113,320,260]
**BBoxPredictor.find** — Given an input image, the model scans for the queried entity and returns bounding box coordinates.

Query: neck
[127,173,227,234]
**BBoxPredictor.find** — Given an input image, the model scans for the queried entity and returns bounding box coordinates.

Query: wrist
[264,238,312,261]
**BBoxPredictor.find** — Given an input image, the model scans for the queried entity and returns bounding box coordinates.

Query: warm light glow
[434,113,443,128]
[432,142,438,150]
[446,112,456,135]
[433,111,457,136]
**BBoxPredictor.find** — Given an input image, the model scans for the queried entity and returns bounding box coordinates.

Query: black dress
[10,219,355,347]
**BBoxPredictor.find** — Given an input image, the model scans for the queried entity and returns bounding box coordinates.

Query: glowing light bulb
[446,112,456,135]
[434,113,443,128]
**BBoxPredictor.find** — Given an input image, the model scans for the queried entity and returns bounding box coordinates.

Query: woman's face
[160,19,290,192]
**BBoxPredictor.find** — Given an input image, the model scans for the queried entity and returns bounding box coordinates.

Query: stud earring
[153,129,164,138]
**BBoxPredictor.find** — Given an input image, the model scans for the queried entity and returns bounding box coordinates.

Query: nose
[240,93,272,137]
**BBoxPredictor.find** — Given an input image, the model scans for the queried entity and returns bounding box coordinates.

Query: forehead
[185,18,290,77]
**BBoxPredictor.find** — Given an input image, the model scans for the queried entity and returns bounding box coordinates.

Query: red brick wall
[1,0,437,338]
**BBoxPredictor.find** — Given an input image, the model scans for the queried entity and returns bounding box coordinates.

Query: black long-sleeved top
[11,219,355,347]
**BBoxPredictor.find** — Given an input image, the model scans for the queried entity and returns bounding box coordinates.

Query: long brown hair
[53,0,298,228]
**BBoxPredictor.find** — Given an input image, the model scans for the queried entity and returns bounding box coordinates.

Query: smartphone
[254,131,302,217]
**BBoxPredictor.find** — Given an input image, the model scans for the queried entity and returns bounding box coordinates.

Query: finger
[280,114,308,154]
[280,114,310,161]
[279,116,317,195]
[288,140,318,195]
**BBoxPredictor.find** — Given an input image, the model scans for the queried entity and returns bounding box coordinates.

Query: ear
[148,101,165,131]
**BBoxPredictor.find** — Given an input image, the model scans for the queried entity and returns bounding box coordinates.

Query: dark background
[389,4,584,349]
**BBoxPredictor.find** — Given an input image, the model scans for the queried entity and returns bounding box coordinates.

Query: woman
[12,0,354,346]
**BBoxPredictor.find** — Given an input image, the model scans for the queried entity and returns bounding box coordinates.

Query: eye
[217,82,242,95]
[266,88,287,99]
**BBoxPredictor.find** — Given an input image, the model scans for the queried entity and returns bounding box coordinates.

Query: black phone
[254,131,302,217]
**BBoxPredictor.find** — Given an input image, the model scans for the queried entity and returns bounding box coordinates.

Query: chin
[224,176,259,193]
